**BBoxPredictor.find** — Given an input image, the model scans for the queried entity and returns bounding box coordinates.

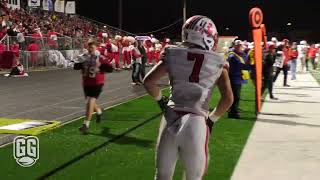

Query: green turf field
[0,83,256,180]
[311,69,320,83]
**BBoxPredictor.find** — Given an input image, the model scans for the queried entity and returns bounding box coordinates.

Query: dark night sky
[77,0,320,40]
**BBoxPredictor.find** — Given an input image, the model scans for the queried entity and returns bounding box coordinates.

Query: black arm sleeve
[100,63,114,73]
[74,63,83,70]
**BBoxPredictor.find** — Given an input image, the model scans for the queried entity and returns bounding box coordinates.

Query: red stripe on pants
[202,126,209,179]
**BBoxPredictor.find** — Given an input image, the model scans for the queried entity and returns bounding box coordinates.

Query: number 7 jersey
[163,46,225,117]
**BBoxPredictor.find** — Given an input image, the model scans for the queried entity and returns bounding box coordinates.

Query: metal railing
[0,49,84,71]
[3,36,89,51]
[20,50,84,70]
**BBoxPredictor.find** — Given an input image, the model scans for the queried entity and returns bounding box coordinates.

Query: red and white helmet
[182,15,218,50]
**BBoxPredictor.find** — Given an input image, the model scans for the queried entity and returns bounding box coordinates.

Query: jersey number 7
[187,52,204,83]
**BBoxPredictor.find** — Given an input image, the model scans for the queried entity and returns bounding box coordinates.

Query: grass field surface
[0,83,256,180]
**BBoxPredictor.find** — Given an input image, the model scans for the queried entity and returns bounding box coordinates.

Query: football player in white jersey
[297,40,308,72]
[143,15,234,180]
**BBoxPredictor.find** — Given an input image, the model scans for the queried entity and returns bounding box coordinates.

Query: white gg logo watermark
[13,136,39,167]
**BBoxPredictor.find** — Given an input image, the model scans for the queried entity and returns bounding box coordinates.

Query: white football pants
[155,108,210,180]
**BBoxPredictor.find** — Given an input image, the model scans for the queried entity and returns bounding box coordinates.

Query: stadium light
[226,27,230,31]
[287,22,292,26]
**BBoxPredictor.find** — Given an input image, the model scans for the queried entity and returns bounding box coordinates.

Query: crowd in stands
[0,1,171,81]
[0,0,131,53]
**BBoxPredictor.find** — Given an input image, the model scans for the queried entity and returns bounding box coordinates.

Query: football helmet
[300,40,307,45]
[271,37,278,42]
[182,15,218,51]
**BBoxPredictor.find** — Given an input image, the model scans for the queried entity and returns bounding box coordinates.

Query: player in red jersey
[74,41,113,134]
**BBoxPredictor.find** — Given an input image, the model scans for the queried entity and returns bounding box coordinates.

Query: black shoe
[284,84,290,87]
[79,124,89,134]
[96,112,102,123]
[270,96,278,100]
[228,113,240,119]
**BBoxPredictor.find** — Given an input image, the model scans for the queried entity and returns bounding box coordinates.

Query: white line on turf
[0,87,168,148]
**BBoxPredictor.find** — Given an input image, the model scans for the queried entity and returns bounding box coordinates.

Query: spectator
[290,42,299,80]
[17,31,25,50]
[9,58,27,77]
[298,40,308,72]
[0,26,7,40]
[145,39,154,66]
[273,39,291,87]
[26,40,40,67]
[131,41,142,85]
[262,44,277,100]
[227,40,251,119]
[308,44,318,70]
[122,36,134,69]
[137,40,147,79]
[0,41,5,51]
[10,41,19,57]
[47,27,58,49]
[107,41,121,71]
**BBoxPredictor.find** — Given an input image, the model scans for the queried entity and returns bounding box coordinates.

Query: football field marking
[37,112,162,179]
[0,87,168,148]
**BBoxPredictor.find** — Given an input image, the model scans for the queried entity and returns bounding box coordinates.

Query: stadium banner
[54,0,65,13]
[65,1,76,14]
[28,0,41,7]
[42,0,49,10]
[7,0,20,9]
[48,0,54,11]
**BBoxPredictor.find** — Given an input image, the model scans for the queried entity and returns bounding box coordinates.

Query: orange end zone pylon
[249,7,267,113]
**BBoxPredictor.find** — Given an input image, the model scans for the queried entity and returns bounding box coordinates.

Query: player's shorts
[83,85,103,99]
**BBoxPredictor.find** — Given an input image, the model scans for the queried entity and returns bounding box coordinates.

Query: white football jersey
[164,46,225,117]
[297,45,307,58]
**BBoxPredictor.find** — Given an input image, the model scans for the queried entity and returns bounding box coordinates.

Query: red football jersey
[47,31,58,46]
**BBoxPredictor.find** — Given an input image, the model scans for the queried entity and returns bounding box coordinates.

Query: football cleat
[79,124,89,134]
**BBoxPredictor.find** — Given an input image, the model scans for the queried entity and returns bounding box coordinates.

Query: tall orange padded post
[249,7,264,113]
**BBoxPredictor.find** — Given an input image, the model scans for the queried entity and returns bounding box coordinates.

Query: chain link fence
[0,35,88,71]
[20,50,84,70]
[0,49,84,71]
[5,36,88,51]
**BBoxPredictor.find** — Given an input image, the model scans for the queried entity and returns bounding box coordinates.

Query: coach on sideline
[226,40,251,119]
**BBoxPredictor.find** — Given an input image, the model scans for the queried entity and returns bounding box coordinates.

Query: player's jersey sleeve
[159,45,176,64]
[165,47,224,116]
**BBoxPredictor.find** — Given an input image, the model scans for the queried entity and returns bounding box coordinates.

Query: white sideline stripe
[0,87,168,148]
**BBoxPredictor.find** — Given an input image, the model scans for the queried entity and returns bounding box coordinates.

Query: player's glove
[206,113,220,134]
[206,118,214,134]
[157,96,169,112]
